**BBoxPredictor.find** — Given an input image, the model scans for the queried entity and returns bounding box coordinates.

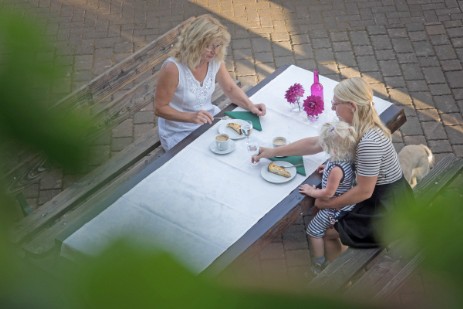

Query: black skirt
[334,176,414,248]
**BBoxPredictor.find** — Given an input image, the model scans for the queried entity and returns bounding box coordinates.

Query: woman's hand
[251,146,275,163]
[190,110,214,125]
[250,103,266,116]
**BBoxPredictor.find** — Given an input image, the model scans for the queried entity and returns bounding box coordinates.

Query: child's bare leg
[323,227,347,261]
[309,236,325,259]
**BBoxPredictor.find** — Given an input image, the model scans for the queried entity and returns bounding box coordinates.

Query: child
[299,121,357,275]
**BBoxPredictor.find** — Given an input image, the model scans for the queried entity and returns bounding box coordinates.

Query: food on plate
[268,162,291,178]
[227,122,242,135]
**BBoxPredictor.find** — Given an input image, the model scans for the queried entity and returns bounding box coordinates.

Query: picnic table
[58,64,405,274]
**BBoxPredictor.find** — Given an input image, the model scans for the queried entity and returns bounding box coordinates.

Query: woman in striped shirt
[253,77,414,261]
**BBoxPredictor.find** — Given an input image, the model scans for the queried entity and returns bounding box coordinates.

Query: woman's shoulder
[161,58,181,76]
[210,58,223,74]
[360,127,388,142]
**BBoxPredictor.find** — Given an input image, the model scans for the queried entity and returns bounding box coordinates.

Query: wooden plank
[413,154,463,206]
[374,252,424,299]
[344,247,424,298]
[309,248,382,291]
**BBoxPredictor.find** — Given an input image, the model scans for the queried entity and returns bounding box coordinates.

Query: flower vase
[307,115,319,122]
[291,100,302,112]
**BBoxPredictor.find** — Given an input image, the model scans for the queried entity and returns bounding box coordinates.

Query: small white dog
[398,144,434,188]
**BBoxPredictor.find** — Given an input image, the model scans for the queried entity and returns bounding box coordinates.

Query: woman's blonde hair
[319,121,358,161]
[171,15,230,70]
[333,77,391,141]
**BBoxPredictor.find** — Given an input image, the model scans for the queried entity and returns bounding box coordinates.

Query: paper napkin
[270,156,306,176]
[224,111,262,131]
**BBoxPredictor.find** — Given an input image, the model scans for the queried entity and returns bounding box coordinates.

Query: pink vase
[310,69,324,105]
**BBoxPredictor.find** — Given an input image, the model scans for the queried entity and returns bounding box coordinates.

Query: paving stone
[285,249,310,267]
[434,95,460,113]
[357,55,379,71]
[401,116,424,135]
[446,71,463,88]
[423,67,445,84]
[421,121,448,140]
[403,135,428,145]
[259,241,285,260]
[379,60,401,77]
[417,108,440,122]
[401,63,425,80]
[429,84,452,96]
[111,137,133,152]
[435,44,458,60]
[428,139,453,153]
[134,111,155,124]
[445,125,463,144]
[112,119,133,138]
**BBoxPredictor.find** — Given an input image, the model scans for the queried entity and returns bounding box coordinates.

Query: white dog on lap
[398,144,434,188]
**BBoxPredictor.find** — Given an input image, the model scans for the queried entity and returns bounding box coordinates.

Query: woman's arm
[315,175,377,209]
[216,63,266,116]
[154,62,213,124]
[253,136,323,161]
[299,166,343,199]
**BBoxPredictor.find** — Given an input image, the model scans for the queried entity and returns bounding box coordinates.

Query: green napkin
[270,156,306,176]
[224,111,262,131]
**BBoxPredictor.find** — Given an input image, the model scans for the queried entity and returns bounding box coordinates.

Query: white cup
[272,136,287,148]
[216,134,230,151]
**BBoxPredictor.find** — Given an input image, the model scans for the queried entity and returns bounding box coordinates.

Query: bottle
[310,69,324,104]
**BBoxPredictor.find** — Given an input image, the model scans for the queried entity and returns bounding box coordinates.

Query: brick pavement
[1,0,462,305]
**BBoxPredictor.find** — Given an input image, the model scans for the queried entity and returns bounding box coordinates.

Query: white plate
[209,140,235,155]
[218,119,249,140]
[260,161,297,184]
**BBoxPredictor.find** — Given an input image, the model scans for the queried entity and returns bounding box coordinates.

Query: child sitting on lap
[299,121,357,275]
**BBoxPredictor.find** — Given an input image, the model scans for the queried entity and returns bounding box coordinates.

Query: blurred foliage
[1,6,463,309]
[0,9,93,171]
[380,176,463,306]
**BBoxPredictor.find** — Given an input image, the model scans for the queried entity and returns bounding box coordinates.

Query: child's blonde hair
[333,77,391,141]
[171,14,230,70]
[319,121,358,161]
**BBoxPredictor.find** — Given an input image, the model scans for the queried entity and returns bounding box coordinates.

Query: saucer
[209,140,235,155]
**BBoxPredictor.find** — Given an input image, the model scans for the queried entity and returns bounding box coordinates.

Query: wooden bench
[9,15,247,264]
[309,153,463,301]
[6,16,195,199]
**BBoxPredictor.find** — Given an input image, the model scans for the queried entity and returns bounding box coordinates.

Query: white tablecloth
[61,65,392,273]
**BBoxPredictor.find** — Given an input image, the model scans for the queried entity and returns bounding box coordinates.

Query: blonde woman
[254,77,413,260]
[299,121,357,275]
[154,15,266,151]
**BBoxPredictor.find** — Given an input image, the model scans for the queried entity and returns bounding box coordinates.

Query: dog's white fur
[398,144,434,188]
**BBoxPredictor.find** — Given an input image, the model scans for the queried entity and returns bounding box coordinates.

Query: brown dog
[398,144,434,188]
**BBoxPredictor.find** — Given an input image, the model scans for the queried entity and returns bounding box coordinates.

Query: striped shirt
[322,161,355,200]
[356,128,402,185]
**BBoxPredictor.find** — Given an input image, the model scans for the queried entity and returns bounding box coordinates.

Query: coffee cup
[272,136,287,148]
[216,134,230,151]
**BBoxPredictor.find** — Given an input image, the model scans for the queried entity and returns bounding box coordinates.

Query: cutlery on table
[213,116,230,120]
[279,163,305,168]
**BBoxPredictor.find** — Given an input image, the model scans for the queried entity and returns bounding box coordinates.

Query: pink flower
[303,95,324,117]
[285,83,305,104]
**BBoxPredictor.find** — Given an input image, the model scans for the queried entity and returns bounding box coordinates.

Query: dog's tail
[422,145,434,166]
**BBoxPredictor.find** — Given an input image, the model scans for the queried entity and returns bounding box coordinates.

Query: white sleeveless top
[158,57,221,151]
